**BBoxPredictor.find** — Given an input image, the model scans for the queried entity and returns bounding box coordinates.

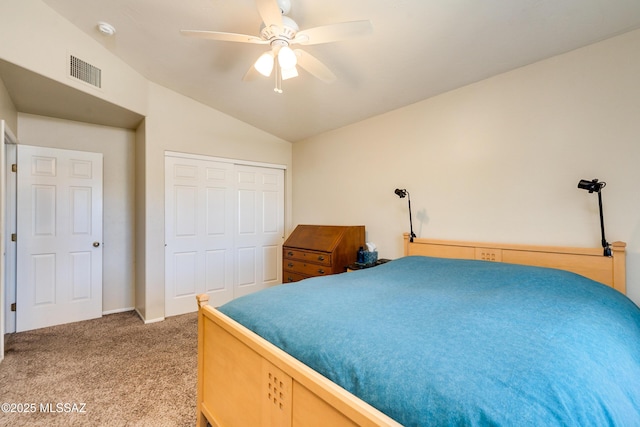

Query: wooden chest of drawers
[283,225,365,283]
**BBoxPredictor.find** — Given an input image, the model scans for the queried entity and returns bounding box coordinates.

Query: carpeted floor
[0,311,198,427]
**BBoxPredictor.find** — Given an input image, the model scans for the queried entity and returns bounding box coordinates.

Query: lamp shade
[281,65,298,80]
[254,52,275,77]
[278,46,297,69]
[577,179,603,193]
[394,188,407,198]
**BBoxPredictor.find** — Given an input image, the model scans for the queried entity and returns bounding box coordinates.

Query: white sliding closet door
[165,154,284,316]
[235,165,284,298]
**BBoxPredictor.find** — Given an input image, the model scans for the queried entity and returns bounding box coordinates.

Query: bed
[195,234,639,426]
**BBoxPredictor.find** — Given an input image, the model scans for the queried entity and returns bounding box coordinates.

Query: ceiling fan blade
[256,0,283,29]
[294,49,336,83]
[293,20,372,45]
[180,30,266,44]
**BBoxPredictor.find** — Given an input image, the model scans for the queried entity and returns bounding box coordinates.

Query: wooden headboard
[403,234,627,294]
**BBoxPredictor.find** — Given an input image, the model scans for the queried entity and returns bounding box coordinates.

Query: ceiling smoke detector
[97,22,116,36]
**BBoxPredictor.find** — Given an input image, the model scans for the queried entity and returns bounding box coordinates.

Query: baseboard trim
[102,307,135,316]
[134,308,165,324]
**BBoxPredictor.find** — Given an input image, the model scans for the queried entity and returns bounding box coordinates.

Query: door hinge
[11,233,16,242]
[11,163,17,173]
[10,303,16,312]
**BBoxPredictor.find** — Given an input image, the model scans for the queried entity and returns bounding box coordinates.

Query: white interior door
[165,156,235,316]
[16,145,103,332]
[234,165,284,298]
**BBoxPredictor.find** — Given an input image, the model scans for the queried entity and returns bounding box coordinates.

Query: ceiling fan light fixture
[277,45,297,69]
[281,65,298,80]
[254,51,275,77]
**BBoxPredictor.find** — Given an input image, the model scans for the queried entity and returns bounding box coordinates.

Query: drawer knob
[318,269,325,274]
[317,255,325,261]
[287,251,293,256]
[288,262,294,268]
[287,277,294,282]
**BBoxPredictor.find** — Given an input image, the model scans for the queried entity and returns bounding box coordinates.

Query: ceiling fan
[180,0,372,93]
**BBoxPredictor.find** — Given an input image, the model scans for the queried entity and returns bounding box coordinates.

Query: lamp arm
[407,195,416,242]
[597,191,611,256]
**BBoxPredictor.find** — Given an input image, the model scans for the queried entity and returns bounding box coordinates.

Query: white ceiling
[37,0,640,142]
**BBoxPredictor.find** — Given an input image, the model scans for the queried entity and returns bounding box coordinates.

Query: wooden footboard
[196,294,402,427]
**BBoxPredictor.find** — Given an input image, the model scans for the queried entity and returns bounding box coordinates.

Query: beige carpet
[0,311,198,427]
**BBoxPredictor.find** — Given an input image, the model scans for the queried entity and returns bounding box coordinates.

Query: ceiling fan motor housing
[261,15,299,41]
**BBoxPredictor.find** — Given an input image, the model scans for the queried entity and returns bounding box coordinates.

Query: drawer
[283,259,330,277]
[283,248,332,266]
[283,271,308,283]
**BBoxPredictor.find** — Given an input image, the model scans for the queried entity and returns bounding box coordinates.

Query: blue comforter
[219,256,640,426]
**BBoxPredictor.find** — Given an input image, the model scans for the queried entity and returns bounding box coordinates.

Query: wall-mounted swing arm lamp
[577,178,611,257]
[395,188,416,242]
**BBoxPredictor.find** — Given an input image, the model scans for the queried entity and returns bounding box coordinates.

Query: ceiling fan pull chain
[274,64,283,94]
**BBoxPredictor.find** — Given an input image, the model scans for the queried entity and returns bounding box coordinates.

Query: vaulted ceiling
[39,0,640,142]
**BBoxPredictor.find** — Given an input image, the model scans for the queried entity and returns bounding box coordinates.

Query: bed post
[403,232,410,256]
[195,294,209,427]
[611,241,626,295]
[196,294,210,308]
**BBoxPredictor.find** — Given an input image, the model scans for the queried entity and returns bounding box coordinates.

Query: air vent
[69,55,102,88]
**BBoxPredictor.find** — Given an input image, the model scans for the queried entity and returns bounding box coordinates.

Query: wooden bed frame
[196,234,626,427]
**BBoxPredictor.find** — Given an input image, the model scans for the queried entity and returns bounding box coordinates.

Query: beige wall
[0,76,17,133]
[17,114,136,313]
[134,121,147,319]
[293,29,640,305]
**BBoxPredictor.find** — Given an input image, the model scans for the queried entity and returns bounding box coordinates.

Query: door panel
[16,145,103,332]
[238,188,257,234]
[33,254,55,304]
[236,247,256,287]
[205,249,227,292]
[263,190,279,233]
[70,251,92,300]
[263,245,279,282]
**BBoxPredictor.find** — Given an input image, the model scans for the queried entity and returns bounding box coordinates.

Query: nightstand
[347,259,391,272]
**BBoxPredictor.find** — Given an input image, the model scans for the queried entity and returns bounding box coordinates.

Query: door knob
[93,242,100,247]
